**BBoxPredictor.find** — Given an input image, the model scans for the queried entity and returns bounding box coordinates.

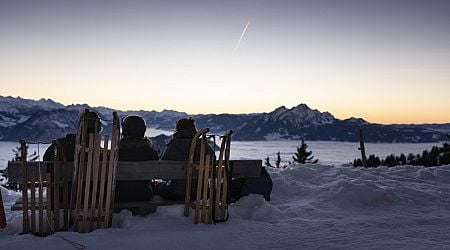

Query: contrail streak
[233,21,250,55]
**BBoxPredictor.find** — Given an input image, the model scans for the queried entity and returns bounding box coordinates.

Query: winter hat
[122,115,147,138]
[176,118,196,132]
[86,111,102,134]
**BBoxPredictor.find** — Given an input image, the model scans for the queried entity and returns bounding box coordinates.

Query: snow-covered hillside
[1,164,449,249]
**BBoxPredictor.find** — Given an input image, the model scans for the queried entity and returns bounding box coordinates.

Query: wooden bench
[7,160,262,215]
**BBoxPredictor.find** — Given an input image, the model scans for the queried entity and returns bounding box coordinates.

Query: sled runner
[184,129,233,224]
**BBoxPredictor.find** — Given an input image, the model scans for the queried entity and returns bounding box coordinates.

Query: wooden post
[97,136,109,229]
[53,142,60,232]
[0,184,6,229]
[20,140,29,234]
[81,134,94,233]
[30,173,36,234]
[46,173,52,236]
[201,155,211,223]
[220,132,232,220]
[359,128,368,167]
[38,175,44,236]
[194,134,207,224]
[89,134,101,231]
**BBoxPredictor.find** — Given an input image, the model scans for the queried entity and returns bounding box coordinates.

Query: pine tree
[12,144,39,162]
[292,139,318,164]
[275,152,281,168]
[2,143,38,190]
[264,156,273,168]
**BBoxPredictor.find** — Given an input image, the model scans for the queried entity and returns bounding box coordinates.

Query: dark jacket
[43,134,76,161]
[116,137,159,202]
[118,137,159,161]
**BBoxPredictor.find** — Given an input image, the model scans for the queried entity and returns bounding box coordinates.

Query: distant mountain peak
[267,103,335,126]
[294,103,310,110]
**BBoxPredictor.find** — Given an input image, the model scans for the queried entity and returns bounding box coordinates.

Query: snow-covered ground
[1,140,449,249]
[1,164,450,249]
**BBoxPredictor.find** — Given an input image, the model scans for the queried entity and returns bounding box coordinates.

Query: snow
[267,104,335,126]
[1,164,450,249]
[1,141,450,249]
[51,120,69,128]
[0,96,64,112]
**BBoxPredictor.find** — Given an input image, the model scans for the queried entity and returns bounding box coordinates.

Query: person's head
[122,115,147,138]
[174,118,197,139]
[86,111,102,134]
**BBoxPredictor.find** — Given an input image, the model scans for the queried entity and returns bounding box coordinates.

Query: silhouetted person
[159,118,215,201]
[116,115,159,202]
[43,111,102,161]
[43,111,102,204]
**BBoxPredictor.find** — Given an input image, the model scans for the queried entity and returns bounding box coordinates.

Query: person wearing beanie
[43,111,102,206]
[43,111,102,162]
[159,118,215,201]
[116,115,159,202]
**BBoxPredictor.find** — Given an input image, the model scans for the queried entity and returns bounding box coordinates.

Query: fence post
[358,128,368,167]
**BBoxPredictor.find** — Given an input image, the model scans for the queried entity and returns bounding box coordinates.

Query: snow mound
[230,194,284,222]
[1,164,450,249]
[1,186,20,204]
[269,164,450,209]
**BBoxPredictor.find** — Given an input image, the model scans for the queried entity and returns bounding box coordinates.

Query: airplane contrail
[233,21,250,55]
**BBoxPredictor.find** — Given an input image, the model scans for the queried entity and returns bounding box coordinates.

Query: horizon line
[1,94,449,125]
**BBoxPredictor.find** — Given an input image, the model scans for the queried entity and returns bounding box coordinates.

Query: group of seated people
[43,111,272,203]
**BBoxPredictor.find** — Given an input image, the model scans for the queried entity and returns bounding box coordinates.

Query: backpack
[231,167,273,201]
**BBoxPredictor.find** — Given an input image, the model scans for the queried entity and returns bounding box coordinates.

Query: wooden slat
[38,176,44,236]
[104,123,118,228]
[46,173,52,235]
[201,155,211,224]
[81,134,95,233]
[30,174,36,234]
[62,155,69,231]
[75,123,88,229]
[8,160,262,182]
[183,161,193,217]
[208,160,214,224]
[97,136,109,228]
[194,160,204,224]
[53,154,59,232]
[194,135,207,224]
[89,134,101,231]
[215,138,226,221]
[21,142,29,234]
[220,137,231,220]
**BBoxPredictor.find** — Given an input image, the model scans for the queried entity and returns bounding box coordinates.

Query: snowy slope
[1,164,450,249]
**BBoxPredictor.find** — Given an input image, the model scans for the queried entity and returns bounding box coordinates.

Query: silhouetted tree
[292,140,318,164]
[275,152,281,168]
[12,144,38,162]
[367,154,381,167]
[1,143,38,190]
[352,143,450,168]
[264,156,273,168]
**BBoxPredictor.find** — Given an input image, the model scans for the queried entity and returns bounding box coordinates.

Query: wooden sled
[71,109,120,233]
[19,139,64,236]
[184,129,233,224]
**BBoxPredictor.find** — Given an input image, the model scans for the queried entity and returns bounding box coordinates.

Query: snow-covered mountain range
[0,96,449,142]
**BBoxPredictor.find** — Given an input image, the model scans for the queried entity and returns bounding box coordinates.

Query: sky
[0,0,449,124]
